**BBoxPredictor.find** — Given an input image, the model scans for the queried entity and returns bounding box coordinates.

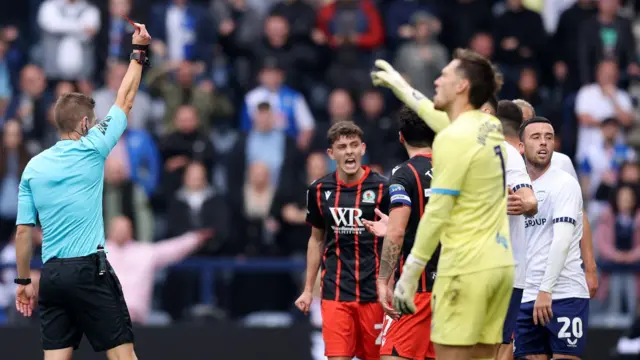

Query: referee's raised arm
[114,23,152,116]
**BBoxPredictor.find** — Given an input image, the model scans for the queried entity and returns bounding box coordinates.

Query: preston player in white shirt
[515,117,590,360]
[513,99,598,300]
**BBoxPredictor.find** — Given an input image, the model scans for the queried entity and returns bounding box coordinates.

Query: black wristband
[132,44,149,51]
[14,278,31,285]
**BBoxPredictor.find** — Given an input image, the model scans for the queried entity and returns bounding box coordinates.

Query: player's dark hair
[327,121,364,146]
[518,116,553,141]
[453,48,502,109]
[496,100,523,138]
[54,92,96,133]
[397,106,435,147]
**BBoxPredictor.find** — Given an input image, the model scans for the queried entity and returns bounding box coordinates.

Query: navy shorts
[502,288,523,344]
[514,298,589,358]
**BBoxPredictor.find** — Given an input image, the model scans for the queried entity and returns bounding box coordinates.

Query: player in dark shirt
[363,106,438,360]
[295,121,389,360]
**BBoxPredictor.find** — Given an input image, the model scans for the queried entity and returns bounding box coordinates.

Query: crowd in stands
[2,0,640,330]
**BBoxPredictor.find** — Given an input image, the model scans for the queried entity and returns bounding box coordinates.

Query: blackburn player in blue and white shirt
[516,117,590,360]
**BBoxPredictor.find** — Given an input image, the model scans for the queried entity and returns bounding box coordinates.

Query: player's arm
[302,185,326,294]
[379,179,413,283]
[514,186,537,216]
[15,171,37,279]
[581,213,598,297]
[539,181,582,294]
[506,146,537,216]
[371,60,450,133]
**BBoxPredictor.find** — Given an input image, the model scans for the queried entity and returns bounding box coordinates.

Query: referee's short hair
[519,116,553,141]
[496,100,523,138]
[54,92,96,133]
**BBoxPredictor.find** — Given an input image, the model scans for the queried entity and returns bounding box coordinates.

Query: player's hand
[132,23,152,46]
[371,60,411,94]
[362,208,388,237]
[295,290,313,315]
[377,279,399,319]
[585,269,599,298]
[533,291,553,326]
[16,284,36,317]
[507,188,524,215]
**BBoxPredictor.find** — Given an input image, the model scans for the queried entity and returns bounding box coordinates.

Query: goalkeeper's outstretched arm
[371,60,450,133]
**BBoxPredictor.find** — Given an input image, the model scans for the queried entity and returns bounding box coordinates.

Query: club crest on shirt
[535,190,547,203]
[362,190,376,204]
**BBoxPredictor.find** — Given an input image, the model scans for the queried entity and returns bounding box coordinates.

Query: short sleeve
[16,170,37,226]
[85,105,128,158]
[429,131,470,196]
[306,183,324,229]
[389,166,413,209]
[505,145,532,192]
[552,178,582,226]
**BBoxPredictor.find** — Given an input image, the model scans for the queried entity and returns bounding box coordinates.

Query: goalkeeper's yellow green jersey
[413,109,513,276]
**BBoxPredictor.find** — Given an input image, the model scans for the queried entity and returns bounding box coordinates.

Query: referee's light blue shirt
[16,105,127,263]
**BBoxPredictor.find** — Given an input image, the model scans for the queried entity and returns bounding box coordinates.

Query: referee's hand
[132,22,152,46]
[16,284,36,317]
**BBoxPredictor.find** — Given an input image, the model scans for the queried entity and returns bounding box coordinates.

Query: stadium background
[0,0,639,358]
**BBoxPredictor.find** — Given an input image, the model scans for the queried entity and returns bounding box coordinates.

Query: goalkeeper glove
[370,60,423,110]
[392,254,426,315]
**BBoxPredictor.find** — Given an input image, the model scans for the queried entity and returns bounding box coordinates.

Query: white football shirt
[505,142,532,289]
[522,167,589,302]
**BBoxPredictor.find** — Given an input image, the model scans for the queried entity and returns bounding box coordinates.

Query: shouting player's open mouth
[344,158,358,171]
[537,148,549,160]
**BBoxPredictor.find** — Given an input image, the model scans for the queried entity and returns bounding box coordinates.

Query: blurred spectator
[106,216,211,324]
[213,0,262,56]
[578,0,640,85]
[241,58,315,150]
[146,61,234,132]
[103,156,154,242]
[106,126,162,197]
[493,0,547,97]
[310,88,355,152]
[596,185,640,318]
[440,0,493,51]
[0,228,41,325]
[575,60,634,161]
[95,61,152,130]
[515,67,546,119]
[160,105,216,200]
[468,32,495,60]
[392,11,447,99]
[581,118,636,220]
[268,0,317,45]
[0,39,11,121]
[317,0,384,92]
[40,104,58,150]
[238,161,276,256]
[269,152,328,256]
[7,65,52,147]
[37,0,100,81]
[96,0,136,76]
[384,0,439,51]
[149,0,214,63]
[357,88,403,172]
[166,162,228,254]
[540,0,578,33]
[0,120,30,243]
[553,0,598,92]
[229,102,299,197]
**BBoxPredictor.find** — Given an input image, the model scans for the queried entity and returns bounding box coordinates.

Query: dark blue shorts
[502,288,523,344]
[514,298,589,358]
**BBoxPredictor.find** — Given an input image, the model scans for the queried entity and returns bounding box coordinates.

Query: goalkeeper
[371,51,514,360]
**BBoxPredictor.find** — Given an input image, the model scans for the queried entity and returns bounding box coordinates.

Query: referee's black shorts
[38,253,134,352]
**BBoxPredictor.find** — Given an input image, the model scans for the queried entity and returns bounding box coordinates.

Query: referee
[13,23,151,359]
